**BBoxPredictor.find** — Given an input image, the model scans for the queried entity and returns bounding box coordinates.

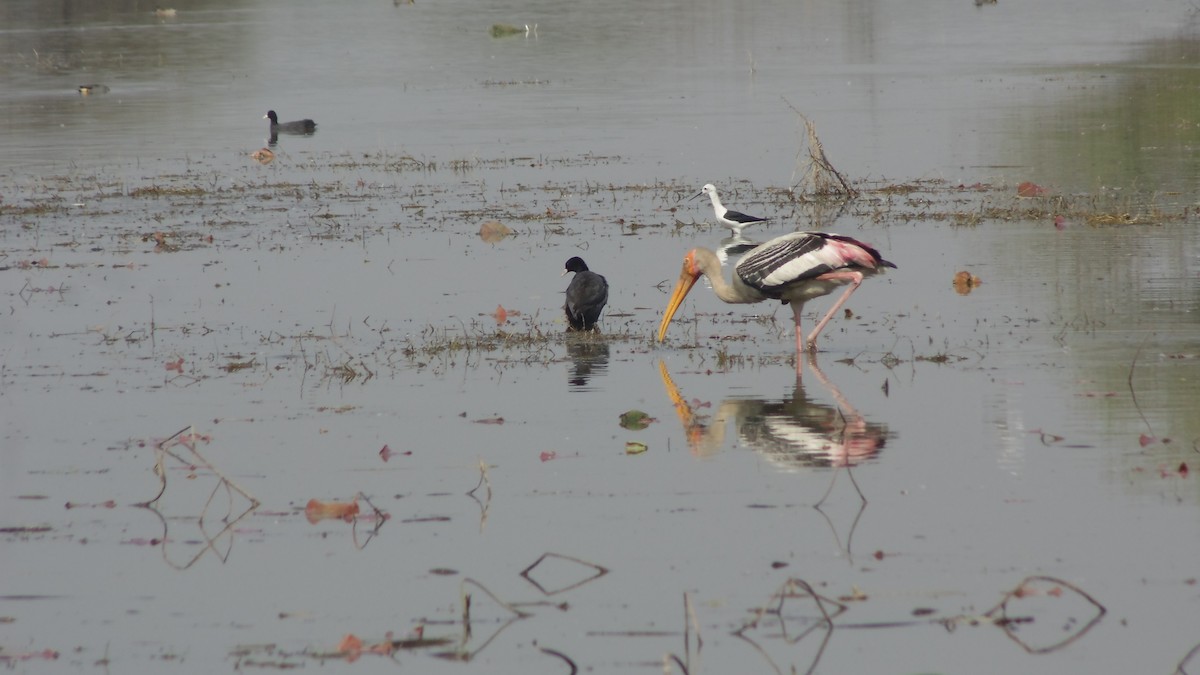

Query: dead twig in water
[434,577,530,662]
[663,652,690,674]
[520,552,610,595]
[461,577,533,620]
[467,459,493,533]
[140,424,260,509]
[784,99,858,198]
[684,590,702,658]
[981,575,1106,654]
[465,456,489,499]
[350,492,390,550]
[136,425,261,569]
[1127,333,1155,440]
[734,577,844,675]
[533,642,577,675]
[673,591,701,675]
[138,496,258,570]
[1174,639,1200,674]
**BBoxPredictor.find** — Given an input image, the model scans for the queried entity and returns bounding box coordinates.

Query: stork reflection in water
[658,357,891,557]
[658,357,888,468]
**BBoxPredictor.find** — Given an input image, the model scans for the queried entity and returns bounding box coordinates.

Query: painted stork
[692,183,768,236]
[657,231,896,374]
[563,256,609,331]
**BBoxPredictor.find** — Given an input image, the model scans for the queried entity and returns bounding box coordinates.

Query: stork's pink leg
[806,271,864,351]
[790,302,807,378]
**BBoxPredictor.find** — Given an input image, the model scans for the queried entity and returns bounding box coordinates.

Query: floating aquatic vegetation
[251,147,275,165]
[488,304,522,324]
[478,219,514,242]
[952,270,982,295]
[618,410,656,430]
[304,497,360,523]
[489,23,526,38]
[379,444,411,461]
[305,493,389,549]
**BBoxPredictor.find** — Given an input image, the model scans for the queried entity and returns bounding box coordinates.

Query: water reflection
[715,234,760,268]
[136,425,260,570]
[565,336,609,390]
[734,577,847,675]
[1005,34,1200,194]
[733,573,1106,675]
[657,358,890,470]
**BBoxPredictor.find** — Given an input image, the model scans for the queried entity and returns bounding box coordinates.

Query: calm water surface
[3,0,1200,673]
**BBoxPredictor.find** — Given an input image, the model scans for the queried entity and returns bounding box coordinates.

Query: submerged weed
[129,185,207,198]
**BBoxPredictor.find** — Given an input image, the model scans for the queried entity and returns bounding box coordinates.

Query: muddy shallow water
[4,0,1200,673]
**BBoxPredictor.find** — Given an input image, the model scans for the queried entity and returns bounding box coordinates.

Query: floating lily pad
[619,410,656,430]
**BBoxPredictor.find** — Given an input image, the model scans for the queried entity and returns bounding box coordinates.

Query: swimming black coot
[264,110,317,135]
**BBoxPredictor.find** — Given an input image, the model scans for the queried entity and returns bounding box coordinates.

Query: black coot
[562,257,608,332]
[264,110,317,135]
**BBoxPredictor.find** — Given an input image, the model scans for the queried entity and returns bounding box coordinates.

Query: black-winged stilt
[692,183,768,236]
